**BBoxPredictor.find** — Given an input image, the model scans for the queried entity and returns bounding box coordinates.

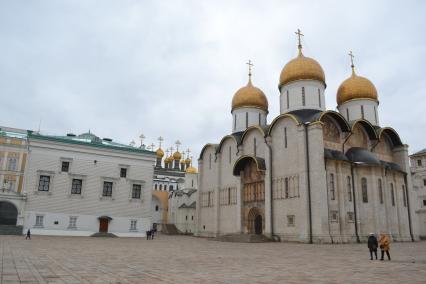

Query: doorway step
[212,233,273,243]
[161,224,181,235]
[0,225,23,235]
[90,232,117,237]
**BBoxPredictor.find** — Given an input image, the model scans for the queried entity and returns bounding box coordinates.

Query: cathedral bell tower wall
[232,107,267,133]
[337,99,379,126]
[280,80,326,113]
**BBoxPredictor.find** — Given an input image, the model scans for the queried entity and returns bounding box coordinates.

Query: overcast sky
[1,0,425,160]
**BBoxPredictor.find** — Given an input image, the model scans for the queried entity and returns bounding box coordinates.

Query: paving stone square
[1,235,426,283]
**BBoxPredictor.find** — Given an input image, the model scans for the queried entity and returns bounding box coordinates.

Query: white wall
[231,107,267,133]
[338,99,379,125]
[280,80,326,113]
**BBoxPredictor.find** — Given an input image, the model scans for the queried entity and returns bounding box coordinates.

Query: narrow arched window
[347,176,352,202]
[378,179,383,204]
[159,184,162,190]
[402,185,407,207]
[245,112,248,128]
[154,184,158,190]
[374,106,377,124]
[390,183,395,206]
[346,108,350,121]
[234,114,236,130]
[361,105,365,119]
[258,113,261,125]
[286,90,290,108]
[361,177,368,203]
[169,185,173,191]
[330,173,335,200]
[209,153,212,169]
[253,138,257,156]
[318,89,321,108]
[229,146,231,164]
[284,127,288,148]
[302,87,306,106]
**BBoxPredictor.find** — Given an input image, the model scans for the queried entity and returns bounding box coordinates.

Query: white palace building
[196,31,419,243]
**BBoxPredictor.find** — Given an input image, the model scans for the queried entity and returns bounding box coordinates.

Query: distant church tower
[231,60,269,133]
[336,51,380,125]
[279,29,326,113]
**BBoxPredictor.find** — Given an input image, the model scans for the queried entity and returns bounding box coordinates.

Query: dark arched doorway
[0,201,18,225]
[247,207,263,235]
[254,215,262,235]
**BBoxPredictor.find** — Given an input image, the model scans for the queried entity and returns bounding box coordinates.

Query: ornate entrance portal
[234,156,265,235]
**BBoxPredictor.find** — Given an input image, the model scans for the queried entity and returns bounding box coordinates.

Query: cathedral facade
[195,33,418,243]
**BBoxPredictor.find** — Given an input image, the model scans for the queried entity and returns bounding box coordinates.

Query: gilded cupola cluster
[151,137,195,173]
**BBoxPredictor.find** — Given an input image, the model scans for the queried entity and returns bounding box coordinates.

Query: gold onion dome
[186,166,197,174]
[336,67,378,105]
[185,157,191,165]
[180,158,185,164]
[156,148,164,158]
[279,49,325,88]
[231,76,268,112]
[173,151,182,160]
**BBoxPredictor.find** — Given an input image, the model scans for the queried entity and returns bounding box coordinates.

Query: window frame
[38,175,51,192]
[71,178,83,195]
[102,181,113,197]
[132,184,142,199]
[68,216,77,229]
[34,215,44,227]
[361,177,368,203]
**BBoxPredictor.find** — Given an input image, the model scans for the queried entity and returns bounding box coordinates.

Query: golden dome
[186,166,197,174]
[231,77,268,112]
[185,157,191,165]
[279,50,325,89]
[180,159,185,164]
[156,148,164,158]
[173,151,182,160]
[336,69,378,105]
[164,156,172,164]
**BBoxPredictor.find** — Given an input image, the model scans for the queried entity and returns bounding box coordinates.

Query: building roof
[28,131,155,155]
[0,127,28,140]
[411,148,426,157]
[178,201,196,209]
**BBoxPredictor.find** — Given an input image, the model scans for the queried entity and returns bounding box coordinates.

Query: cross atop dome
[348,51,356,75]
[295,28,304,54]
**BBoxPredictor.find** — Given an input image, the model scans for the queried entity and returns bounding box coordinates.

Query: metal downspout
[403,173,414,242]
[304,123,313,244]
[265,139,274,238]
[350,164,360,243]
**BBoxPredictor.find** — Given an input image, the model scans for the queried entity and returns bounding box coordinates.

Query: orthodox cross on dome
[158,136,163,148]
[186,148,191,158]
[175,140,181,152]
[170,146,174,154]
[295,28,304,54]
[139,134,145,147]
[246,60,254,78]
[348,50,356,75]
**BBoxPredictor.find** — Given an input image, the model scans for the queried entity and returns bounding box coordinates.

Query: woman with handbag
[378,233,391,261]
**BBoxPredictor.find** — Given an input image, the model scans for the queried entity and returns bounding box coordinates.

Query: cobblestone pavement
[1,235,426,284]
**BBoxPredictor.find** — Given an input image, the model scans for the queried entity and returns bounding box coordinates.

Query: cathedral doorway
[255,215,262,235]
[98,216,112,233]
[0,201,18,225]
[247,207,263,234]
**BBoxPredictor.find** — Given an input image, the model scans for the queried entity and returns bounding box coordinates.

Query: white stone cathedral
[195,31,419,243]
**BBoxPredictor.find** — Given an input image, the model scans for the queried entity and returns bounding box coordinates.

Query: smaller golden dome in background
[173,151,182,160]
[156,148,164,158]
[185,157,191,165]
[336,53,378,105]
[186,166,197,174]
[180,159,185,164]
[165,156,172,164]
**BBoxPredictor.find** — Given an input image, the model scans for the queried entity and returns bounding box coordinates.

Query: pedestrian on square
[146,230,151,240]
[367,233,378,260]
[150,229,155,240]
[379,233,391,261]
[25,229,31,240]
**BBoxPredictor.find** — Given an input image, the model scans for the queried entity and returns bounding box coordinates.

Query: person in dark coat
[146,230,151,240]
[367,233,378,260]
[150,229,155,240]
[25,229,31,240]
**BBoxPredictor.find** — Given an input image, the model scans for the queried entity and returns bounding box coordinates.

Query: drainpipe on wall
[304,122,313,244]
[403,173,414,242]
[350,163,361,243]
[324,161,334,244]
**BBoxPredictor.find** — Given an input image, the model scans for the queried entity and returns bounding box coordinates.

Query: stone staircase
[90,232,117,238]
[213,233,273,243]
[161,224,181,235]
[0,225,23,235]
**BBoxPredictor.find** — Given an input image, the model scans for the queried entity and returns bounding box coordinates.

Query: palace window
[287,215,295,227]
[329,173,335,200]
[35,215,44,227]
[68,216,77,229]
[330,211,339,222]
[132,184,142,199]
[7,157,17,171]
[361,177,368,203]
[347,176,352,202]
[302,87,306,106]
[38,175,50,192]
[102,181,113,197]
[390,183,395,206]
[286,90,290,108]
[318,89,321,108]
[378,179,383,204]
[120,168,127,178]
[402,185,407,207]
[284,127,288,148]
[61,161,70,172]
[71,179,82,195]
[130,220,137,231]
[169,185,173,191]
[417,159,422,167]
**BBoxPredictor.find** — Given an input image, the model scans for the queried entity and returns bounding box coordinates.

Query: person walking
[25,229,31,240]
[367,233,378,260]
[146,230,151,240]
[379,233,391,261]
